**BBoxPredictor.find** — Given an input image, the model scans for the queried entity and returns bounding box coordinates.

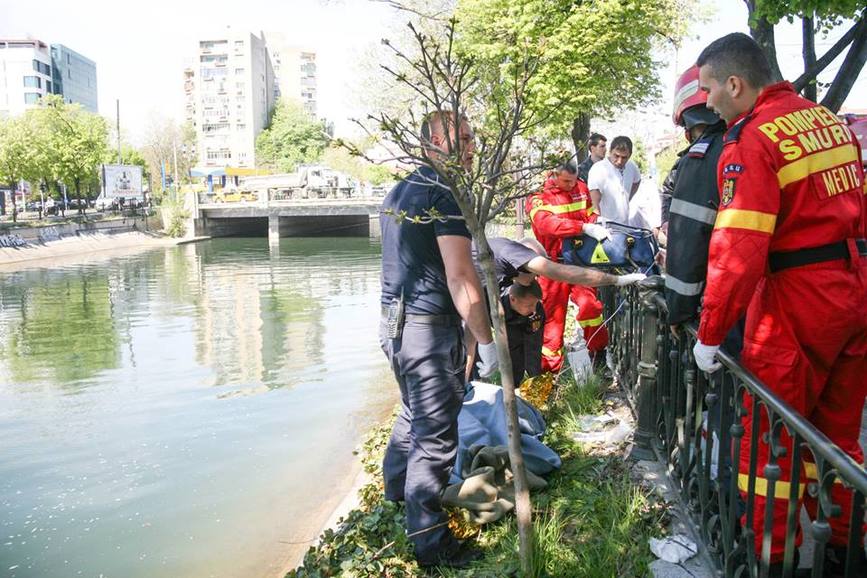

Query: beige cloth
[442,445,547,525]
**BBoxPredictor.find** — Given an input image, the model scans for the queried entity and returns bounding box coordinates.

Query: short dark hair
[558,162,578,175]
[696,33,772,90]
[420,110,465,142]
[610,136,632,154]
[510,280,542,301]
[588,133,606,147]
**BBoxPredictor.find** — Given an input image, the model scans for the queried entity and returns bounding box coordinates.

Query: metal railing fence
[600,281,867,578]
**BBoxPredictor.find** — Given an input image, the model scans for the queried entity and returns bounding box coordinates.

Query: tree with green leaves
[0,115,37,222]
[455,0,697,157]
[256,99,330,173]
[745,1,864,111]
[42,95,109,214]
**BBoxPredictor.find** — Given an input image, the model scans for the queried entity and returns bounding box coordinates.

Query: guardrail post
[631,286,661,460]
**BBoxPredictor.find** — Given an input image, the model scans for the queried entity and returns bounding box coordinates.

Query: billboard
[103,164,143,198]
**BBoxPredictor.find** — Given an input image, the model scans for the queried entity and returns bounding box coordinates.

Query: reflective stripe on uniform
[529,200,588,221]
[802,462,848,484]
[665,274,704,296]
[578,314,604,328]
[670,198,717,225]
[541,346,562,358]
[738,473,805,499]
[777,145,860,189]
[714,209,777,234]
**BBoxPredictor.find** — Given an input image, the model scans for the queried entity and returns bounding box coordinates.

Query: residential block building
[185,28,318,169]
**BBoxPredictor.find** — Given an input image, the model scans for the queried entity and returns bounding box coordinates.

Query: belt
[380,307,461,327]
[768,239,867,273]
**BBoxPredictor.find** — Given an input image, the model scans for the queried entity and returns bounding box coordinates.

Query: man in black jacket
[664,65,736,354]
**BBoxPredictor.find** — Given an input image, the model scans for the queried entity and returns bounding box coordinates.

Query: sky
[1,0,864,146]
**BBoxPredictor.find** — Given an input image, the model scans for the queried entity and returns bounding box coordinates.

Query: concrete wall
[2,216,150,244]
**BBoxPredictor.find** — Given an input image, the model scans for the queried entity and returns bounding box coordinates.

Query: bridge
[190,196,385,240]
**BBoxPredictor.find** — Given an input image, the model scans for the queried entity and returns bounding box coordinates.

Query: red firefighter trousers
[736,259,867,563]
[539,277,609,373]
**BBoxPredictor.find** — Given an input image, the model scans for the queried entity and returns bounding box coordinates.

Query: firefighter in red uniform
[527,163,612,373]
[693,34,867,575]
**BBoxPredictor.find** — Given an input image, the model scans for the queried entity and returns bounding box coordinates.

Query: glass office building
[51,44,98,113]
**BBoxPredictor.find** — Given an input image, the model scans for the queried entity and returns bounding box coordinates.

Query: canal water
[0,238,397,578]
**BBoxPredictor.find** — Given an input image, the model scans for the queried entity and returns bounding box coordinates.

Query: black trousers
[380,317,466,564]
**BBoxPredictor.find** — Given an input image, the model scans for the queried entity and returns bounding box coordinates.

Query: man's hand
[615,273,646,286]
[693,340,722,373]
[476,341,499,378]
[669,324,681,341]
[583,223,611,242]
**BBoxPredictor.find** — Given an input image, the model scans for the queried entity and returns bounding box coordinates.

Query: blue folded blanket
[450,381,561,484]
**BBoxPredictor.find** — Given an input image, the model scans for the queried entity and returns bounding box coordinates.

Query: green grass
[288,371,665,578]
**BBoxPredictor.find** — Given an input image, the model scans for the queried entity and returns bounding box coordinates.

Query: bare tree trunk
[473,231,535,575]
[821,23,867,113]
[10,181,18,224]
[793,16,864,93]
[745,0,784,82]
[571,113,591,161]
[802,16,817,102]
[75,179,84,216]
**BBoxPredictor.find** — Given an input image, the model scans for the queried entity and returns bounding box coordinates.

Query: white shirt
[587,157,641,224]
[628,179,662,230]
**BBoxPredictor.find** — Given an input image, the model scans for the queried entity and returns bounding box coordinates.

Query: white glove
[615,273,647,286]
[693,340,722,373]
[582,223,611,242]
[476,340,499,378]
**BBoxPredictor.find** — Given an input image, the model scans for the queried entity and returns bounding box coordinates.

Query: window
[206,149,232,160]
[23,76,41,88]
[31,59,50,75]
[236,124,246,130]
[67,69,71,79]
[46,81,52,93]
[24,93,41,104]
[234,68,244,75]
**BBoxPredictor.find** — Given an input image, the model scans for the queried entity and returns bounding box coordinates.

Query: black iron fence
[600,280,867,578]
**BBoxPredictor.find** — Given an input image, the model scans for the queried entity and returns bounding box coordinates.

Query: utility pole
[173,138,180,196]
[116,99,122,164]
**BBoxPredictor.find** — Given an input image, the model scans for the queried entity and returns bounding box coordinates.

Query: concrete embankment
[0,230,181,270]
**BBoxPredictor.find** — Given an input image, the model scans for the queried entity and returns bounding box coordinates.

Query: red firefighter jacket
[527,177,596,261]
[698,82,867,345]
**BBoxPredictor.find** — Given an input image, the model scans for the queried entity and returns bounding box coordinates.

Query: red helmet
[672,65,706,126]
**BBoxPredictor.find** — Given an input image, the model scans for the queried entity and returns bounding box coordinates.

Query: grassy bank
[287,372,665,577]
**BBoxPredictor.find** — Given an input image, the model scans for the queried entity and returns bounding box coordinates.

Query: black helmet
[680,105,721,130]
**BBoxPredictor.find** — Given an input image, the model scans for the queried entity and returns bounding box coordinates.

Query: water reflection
[0,270,120,386]
[0,237,395,578]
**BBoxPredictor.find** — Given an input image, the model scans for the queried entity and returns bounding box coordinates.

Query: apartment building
[185,29,275,169]
[185,29,318,169]
[264,32,317,117]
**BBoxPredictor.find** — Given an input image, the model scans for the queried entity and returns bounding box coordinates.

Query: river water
[0,238,397,578]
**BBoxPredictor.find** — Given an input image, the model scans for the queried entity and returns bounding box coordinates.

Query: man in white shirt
[587,135,641,224]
